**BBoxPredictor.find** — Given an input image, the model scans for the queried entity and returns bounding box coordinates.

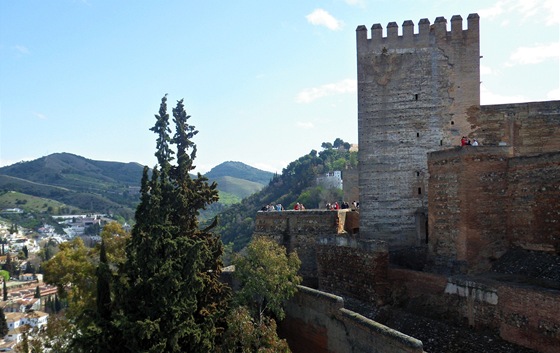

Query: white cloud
[344,0,365,6]
[14,45,29,54]
[296,121,314,129]
[507,42,560,66]
[296,79,356,103]
[480,85,527,105]
[547,87,560,100]
[478,0,559,25]
[478,0,507,19]
[480,65,493,76]
[33,112,47,120]
[306,9,343,31]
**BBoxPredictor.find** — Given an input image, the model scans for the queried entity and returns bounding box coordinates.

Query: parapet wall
[357,14,479,51]
[280,286,424,353]
[469,100,560,155]
[254,210,356,286]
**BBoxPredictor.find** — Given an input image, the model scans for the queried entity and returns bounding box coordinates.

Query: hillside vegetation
[0,154,272,225]
[213,139,357,250]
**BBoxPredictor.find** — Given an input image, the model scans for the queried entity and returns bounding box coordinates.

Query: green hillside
[0,154,274,227]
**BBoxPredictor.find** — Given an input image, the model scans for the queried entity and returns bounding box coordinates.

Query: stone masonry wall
[389,268,560,353]
[280,286,424,353]
[357,14,480,245]
[316,236,389,304]
[506,152,560,253]
[428,148,560,273]
[254,210,352,286]
[471,101,560,155]
[427,146,510,273]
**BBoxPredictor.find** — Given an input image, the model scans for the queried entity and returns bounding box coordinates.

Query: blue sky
[1,0,558,173]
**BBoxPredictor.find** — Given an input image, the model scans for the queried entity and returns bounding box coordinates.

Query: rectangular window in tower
[414,94,419,101]
[418,187,422,195]
[417,132,420,137]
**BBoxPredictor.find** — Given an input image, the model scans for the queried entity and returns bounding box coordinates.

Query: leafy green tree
[221,236,300,352]
[0,270,9,283]
[42,238,96,320]
[219,306,290,353]
[112,95,229,353]
[232,236,301,323]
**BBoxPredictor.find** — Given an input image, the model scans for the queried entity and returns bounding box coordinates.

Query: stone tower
[356,14,480,246]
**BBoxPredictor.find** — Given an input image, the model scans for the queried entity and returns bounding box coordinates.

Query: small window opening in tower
[416,171,420,177]
[417,132,420,137]
[451,121,454,125]
[414,94,419,101]
[418,187,422,195]
[440,140,443,146]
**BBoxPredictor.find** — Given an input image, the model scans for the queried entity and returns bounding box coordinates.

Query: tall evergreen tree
[112,95,229,352]
[0,307,8,337]
[3,281,7,301]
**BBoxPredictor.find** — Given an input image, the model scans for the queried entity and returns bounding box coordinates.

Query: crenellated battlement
[357,13,479,51]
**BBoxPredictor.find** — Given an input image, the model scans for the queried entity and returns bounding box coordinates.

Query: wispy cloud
[296,121,314,129]
[296,79,356,103]
[480,85,527,105]
[33,112,47,120]
[14,45,30,54]
[507,42,560,66]
[306,9,343,31]
[344,0,366,7]
[478,0,559,25]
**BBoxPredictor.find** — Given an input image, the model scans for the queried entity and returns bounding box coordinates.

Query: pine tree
[0,308,8,337]
[112,96,229,352]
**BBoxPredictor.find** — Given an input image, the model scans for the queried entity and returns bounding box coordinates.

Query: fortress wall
[316,237,388,304]
[254,210,352,286]
[281,286,424,353]
[506,152,560,252]
[427,147,510,273]
[357,14,480,245]
[388,268,560,352]
[498,285,560,353]
[471,101,560,155]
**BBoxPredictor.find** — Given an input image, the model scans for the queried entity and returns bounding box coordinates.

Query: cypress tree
[0,308,7,338]
[113,96,229,352]
[3,281,7,301]
[35,285,41,299]
[96,240,111,321]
